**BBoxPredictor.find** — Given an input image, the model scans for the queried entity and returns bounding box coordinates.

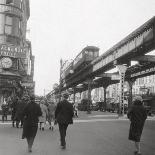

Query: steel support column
[116,65,127,116]
[87,79,93,114]
[103,86,108,111]
[127,79,136,108]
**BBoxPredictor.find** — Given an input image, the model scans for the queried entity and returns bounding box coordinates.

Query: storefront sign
[0,44,26,58]
[21,82,35,88]
[0,4,22,17]
[131,66,155,77]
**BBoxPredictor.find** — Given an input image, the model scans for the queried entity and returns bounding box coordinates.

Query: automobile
[143,98,152,116]
[78,99,92,111]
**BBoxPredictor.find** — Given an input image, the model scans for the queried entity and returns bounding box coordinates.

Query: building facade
[0,0,34,106]
[91,74,155,104]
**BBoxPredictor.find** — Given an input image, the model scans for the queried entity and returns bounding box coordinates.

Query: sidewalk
[75,111,155,120]
[0,111,155,123]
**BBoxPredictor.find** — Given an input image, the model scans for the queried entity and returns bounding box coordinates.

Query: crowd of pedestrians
[0,93,148,155]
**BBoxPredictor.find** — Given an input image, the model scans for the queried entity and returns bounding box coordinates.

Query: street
[0,112,155,155]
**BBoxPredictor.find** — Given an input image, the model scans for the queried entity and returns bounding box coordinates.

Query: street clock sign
[0,57,12,68]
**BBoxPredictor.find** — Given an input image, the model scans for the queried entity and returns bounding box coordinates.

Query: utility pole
[59,59,63,102]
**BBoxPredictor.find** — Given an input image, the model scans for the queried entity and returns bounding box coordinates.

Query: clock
[1,57,12,68]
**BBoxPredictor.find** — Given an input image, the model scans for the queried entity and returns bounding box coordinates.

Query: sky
[27,0,155,96]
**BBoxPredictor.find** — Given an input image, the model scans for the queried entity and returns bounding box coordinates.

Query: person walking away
[39,100,48,130]
[55,92,74,149]
[127,96,147,155]
[10,96,18,127]
[15,98,26,128]
[15,95,29,128]
[47,101,56,130]
[22,95,42,153]
[1,99,9,122]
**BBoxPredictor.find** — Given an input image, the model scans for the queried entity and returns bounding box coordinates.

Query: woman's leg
[135,142,141,154]
[27,137,35,152]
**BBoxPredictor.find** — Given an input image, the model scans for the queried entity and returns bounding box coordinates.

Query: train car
[73,46,99,72]
[64,61,74,78]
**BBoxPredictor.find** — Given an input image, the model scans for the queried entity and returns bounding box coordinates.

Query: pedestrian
[47,101,56,130]
[22,95,42,153]
[15,97,28,128]
[1,99,9,122]
[39,100,48,130]
[10,96,18,127]
[16,95,29,128]
[55,92,74,149]
[73,104,78,117]
[127,96,147,155]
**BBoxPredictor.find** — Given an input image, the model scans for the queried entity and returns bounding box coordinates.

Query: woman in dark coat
[22,95,42,152]
[127,96,147,155]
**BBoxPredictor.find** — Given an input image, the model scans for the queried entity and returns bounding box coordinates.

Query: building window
[20,0,23,10]
[5,16,12,35]
[6,0,13,4]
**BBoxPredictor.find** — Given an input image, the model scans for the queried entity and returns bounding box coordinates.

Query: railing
[0,4,22,17]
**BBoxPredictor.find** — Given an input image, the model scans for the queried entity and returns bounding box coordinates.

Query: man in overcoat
[127,96,147,155]
[55,92,74,149]
[22,95,42,152]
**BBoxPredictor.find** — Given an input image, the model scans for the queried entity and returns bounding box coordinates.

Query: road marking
[88,115,118,118]
[0,117,154,125]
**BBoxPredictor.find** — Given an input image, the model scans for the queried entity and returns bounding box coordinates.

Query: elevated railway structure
[50,16,155,115]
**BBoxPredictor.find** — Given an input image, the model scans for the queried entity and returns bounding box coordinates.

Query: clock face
[1,57,12,68]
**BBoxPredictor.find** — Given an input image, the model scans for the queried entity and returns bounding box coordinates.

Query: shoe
[28,148,32,153]
[134,151,141,155]
[28,149,32,153]
[61,145,66,149]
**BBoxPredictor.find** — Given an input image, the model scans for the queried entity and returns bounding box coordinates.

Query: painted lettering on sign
[0,44,26,58]
[131,66,155,77]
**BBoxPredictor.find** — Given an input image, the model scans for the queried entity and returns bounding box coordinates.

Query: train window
[85,50,89,54]
[94,51,98,57]
[88,51,93,56]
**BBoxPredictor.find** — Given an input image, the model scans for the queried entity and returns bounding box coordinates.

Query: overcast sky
[27,0,155,96]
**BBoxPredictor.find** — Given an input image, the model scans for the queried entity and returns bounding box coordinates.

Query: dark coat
[127,101,147,142]
[22,101,42,139]
[15,100,27,121]
[55,99,74,125]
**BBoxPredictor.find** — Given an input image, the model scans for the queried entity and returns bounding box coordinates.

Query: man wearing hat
[127,96,147,155]
[55,92,74,149]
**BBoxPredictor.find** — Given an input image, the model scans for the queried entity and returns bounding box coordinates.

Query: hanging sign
[0,44,27,58]
[131,66,155,77]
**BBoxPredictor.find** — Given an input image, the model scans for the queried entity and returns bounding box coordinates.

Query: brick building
[0,0,34,106]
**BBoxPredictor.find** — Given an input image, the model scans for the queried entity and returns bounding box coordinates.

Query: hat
[133,96,143,102]
[40,99,45,104]
[62,92,69,99]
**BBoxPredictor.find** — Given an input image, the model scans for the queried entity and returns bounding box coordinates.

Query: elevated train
[64,46,99,79]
